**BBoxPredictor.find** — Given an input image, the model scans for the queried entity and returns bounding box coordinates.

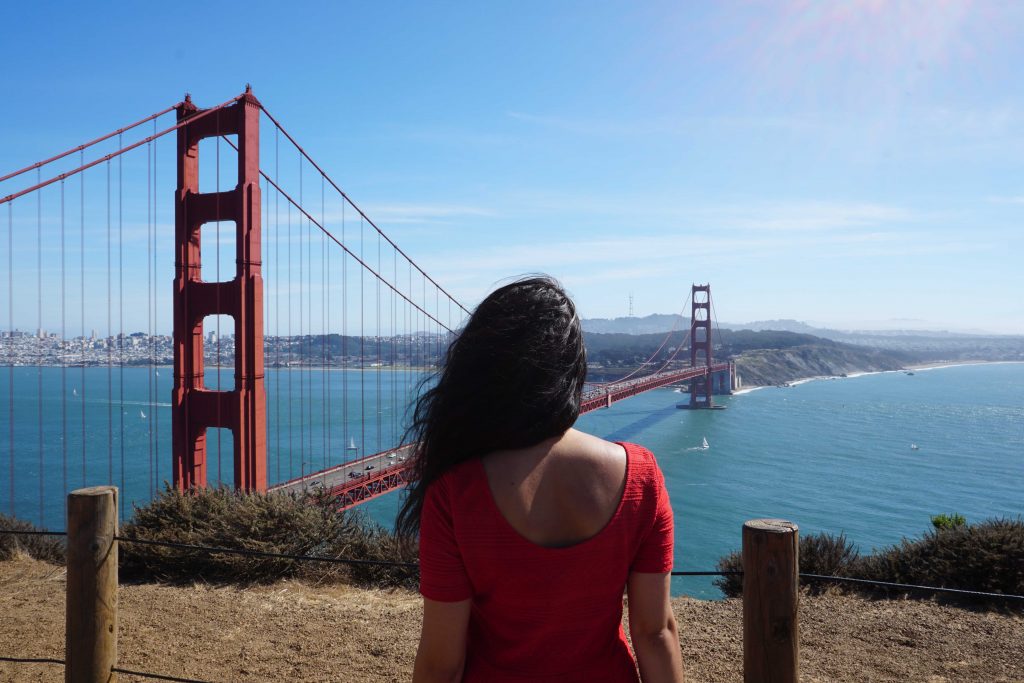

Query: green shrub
[858,517,1024,599]
[120,486,417,589]
[931,513,967,531]
[714,518,1024,606]
[714,531,860,598]
[0,513,65,564]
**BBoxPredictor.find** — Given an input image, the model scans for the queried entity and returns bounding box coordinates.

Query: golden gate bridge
[0,88,733,522]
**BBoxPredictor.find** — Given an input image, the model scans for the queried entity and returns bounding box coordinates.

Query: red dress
[419,442,674,682]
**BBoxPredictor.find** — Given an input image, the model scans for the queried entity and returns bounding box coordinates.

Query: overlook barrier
[2,486,1022,682]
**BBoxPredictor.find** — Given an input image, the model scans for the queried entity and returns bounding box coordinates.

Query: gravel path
[1,556,1021,682]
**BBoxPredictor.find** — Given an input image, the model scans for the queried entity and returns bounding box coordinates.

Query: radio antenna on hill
[628,293,635,317]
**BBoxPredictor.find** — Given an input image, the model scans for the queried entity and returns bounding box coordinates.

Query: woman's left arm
[413,597,472,683]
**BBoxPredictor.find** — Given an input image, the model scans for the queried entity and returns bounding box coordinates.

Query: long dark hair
[395,276,588,538]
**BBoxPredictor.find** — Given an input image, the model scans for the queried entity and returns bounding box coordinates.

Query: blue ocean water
[2,363,1022,599]
[362,363,1024,598]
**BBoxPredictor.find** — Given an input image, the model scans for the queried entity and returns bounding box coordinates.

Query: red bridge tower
[172,90,267,491]
[689,284,713,408]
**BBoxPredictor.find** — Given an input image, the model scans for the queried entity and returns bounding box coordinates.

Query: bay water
[2,363,1022,598]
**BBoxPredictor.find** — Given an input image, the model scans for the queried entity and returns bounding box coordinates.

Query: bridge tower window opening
[205,427,234,488]
[197,135,238,196]
[198,221,237,284]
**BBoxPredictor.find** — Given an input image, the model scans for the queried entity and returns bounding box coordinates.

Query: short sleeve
[630,463,674,573]
[418,476,474,601]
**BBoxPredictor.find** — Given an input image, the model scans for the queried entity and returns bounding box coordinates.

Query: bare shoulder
[556,429,627,473]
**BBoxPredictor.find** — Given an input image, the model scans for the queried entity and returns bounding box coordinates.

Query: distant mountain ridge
[581,314,1024,362]
[581,313,689,335]
[582,314,1021,339]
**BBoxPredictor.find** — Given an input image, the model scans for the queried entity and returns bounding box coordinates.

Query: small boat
[72,388,77,397]
[910,443,919,450]
[139,409,147,419]
[346,438,358,452]
[700,436,709,450]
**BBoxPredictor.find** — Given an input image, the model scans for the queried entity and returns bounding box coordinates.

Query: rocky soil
[1,556,1022,682]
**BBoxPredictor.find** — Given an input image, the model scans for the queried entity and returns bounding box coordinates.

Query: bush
[931,513,967,531]
[120,486,417,589]
[0,513,66,564]
[858,517,1024,599]
[714,531,860,597]
[714,518,1024,605]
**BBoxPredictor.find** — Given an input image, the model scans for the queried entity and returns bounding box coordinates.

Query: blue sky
[2,1,1023,333]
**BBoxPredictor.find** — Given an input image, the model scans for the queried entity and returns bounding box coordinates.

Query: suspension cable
[591,289,693,387]
[255,103,469,315]
[217,136,454,333]
[1,96,243,206]
[0,104,179,184]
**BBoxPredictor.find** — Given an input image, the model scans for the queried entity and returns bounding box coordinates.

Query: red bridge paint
[172,90,267,492]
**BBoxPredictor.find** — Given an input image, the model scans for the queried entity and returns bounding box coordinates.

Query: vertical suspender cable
[342,202,348,467]
[376,231,381,456]
[406,262,411,413]
[36,168,43,527]
[392,249,397,448]
[106,160,113,486]
[274,129,281,482]
[118,135,125,519]
[7,201,13,516]
[147,138,154,495]
[153,120,159,488]
[61,180,67,504]
[359,216,365,460]
[298,155,305,478]
[265,170,274,482]
[321,178,327,476]
[6,201,12,515]
[287,201,293,478]
[306,165,312,473]
[80,151,86,487]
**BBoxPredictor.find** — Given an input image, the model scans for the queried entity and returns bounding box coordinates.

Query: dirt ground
[1,556,1021,682]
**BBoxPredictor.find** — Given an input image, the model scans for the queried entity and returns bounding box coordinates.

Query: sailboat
[346,437,358,452]
[139,409,147,419]
[72,388,77,397]
[700,436,709,450]
[910,443,919,451]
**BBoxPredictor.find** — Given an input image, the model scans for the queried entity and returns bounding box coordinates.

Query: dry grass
[2,555,1023,682]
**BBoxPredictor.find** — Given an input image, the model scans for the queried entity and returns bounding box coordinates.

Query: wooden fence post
[66,486,118,683]
[742,518,798,683]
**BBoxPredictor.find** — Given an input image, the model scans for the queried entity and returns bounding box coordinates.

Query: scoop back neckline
[475,441,632,551]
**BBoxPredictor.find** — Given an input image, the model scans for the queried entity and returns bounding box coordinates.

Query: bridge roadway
[271,362,731,508]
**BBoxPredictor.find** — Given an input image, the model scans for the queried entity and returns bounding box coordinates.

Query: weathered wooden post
[66,486,118,682]
[742,518,798,683]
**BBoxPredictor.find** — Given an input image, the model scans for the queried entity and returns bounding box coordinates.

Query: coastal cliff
[734,344,908,387]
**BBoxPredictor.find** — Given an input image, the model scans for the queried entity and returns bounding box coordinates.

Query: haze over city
[2,1,1022,334]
